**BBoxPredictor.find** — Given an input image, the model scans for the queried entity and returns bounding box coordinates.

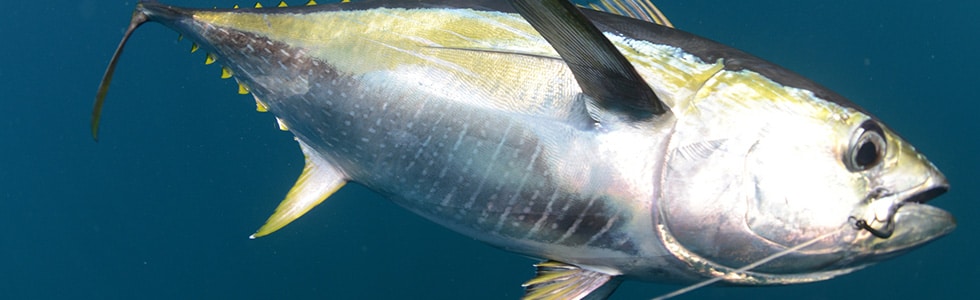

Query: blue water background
[2,0,975,299]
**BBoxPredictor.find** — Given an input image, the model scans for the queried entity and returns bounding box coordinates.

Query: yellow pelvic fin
[278,1,287,7]
[522,260,621,300]
[583,0,674,28]
[250,139,348,239]
[306,0,317,6]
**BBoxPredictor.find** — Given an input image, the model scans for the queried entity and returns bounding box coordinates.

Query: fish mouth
[905,185,949,204]
[866,201,954,254]
[853,174,955,256]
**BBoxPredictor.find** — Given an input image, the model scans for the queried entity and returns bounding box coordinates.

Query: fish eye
[845,120,887,172]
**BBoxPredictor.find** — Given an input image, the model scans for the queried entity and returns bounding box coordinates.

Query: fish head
[654,67,954,284]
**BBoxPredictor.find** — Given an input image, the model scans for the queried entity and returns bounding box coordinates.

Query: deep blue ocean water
[3,1,976,299]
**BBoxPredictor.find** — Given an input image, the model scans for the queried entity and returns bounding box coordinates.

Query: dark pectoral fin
[508,0,667,121]
[522,260,622,300]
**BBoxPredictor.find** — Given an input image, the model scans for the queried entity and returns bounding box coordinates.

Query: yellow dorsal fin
[306,0,317,6]
[254,2,263,8]
[205,53,216,65]
[250,139,348,239]
[221,66,233,79]
[190,43,199,53]
[522,260,622,300]
[278,1,287,7]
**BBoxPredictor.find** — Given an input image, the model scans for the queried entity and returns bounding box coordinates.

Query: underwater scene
[2,0,976,299]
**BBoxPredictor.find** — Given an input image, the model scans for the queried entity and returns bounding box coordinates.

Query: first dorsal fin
[250,139,348,239]
[580,0,674,27]
[523,260,622,300]
[508,0,668,122]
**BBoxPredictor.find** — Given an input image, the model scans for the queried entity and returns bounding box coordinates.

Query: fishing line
[651,224,851,300]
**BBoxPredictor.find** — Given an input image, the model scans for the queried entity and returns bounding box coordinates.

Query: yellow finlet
[177,34,183,41]
[238,82,250,95]
[221,66,233,79]
[205,53,216,65]
[305,0,317,6]
[251,139,348,239]
[254,96,269,112]
[277,1,287,7]
[276,117,289,131]
[254,2,263,8]
[233,4,240,9]
[190,43,199,53]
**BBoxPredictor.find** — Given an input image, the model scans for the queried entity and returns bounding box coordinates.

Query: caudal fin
[91,5,151,141]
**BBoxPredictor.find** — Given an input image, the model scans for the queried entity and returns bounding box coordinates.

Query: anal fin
[523,260,622,300]
[250,139,347,239]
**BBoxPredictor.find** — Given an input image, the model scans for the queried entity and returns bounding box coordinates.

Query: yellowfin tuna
[92,1,953,299]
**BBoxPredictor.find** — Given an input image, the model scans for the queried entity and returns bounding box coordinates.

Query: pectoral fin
[508,0,667,121]
[522,260,622,300]
[250,139,347,239]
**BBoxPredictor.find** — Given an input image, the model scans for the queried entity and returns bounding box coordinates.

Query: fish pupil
[855,140,878,168]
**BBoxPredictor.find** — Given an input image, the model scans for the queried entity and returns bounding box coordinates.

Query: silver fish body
[95,0,954,298]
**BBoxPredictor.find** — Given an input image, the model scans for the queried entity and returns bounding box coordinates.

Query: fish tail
[90,3,152,141]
